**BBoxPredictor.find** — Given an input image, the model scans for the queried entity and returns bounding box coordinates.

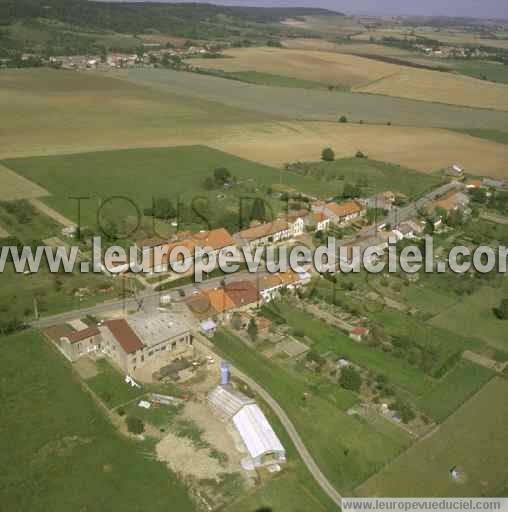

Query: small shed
[200,319,217,337]
[350,326,369,342]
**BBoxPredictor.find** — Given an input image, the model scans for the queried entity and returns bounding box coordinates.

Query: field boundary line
[0,163,50,201]
[353,375,495,495]
[29,198,76,228]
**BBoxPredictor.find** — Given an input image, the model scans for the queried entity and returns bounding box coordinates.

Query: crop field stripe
[125,68,508,131]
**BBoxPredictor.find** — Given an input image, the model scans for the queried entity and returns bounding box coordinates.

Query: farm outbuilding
[208,368,286,469]
[232,404,286,468]
[208,383,255,419]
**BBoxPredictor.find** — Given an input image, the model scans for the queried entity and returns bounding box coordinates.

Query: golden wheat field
[208,122,508,178]
[282,39,414,58]
[355,67,508,111]
[189,47,401,88]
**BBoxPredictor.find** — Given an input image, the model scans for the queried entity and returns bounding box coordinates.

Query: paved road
[358,181,464,239]
[30,269,265,329]
[230,366,342,508]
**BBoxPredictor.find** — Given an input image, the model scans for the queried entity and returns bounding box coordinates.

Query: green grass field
[212,328,412,494]
[0,330,196,512]
[446,59,508,85]
[2,145,438,235]
[126,68,508,130]
[357,377,508,497]
[430,286,508,352]
[298,157,445,199]
[86,359,146,409]
[417,360,494,423]
[2,145,342,231]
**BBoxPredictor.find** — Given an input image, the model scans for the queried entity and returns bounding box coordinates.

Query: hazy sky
[117,0,508,20]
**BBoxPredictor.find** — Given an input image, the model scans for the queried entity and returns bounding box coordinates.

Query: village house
[305,211,331,232]
[235,219,293,250]
[360,191,397,211]
[54,325,101,362]
[223,280,260,311]
[257,271,302,302]
[445,164,464,178]
[186,279,260,323]
[482,178,508,190]
[338,233,391,268]
[393,220,424,240]
[176,228,237,259]
[140,228,236,275]
[350,326,370,342]
[427,190,470,215]
[185,287,236,322]
[313,200,364,226]
[465,179,482,190]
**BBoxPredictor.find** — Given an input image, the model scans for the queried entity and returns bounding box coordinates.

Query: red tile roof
[178,228,235,251]
[312,211,329,223]
[326,200,362,218]
[238,219,289,243]
[206,288,236,314]
[104,319,144,354]
[67,326,100,344]
[351,326,369,336]
[224,280,259,308]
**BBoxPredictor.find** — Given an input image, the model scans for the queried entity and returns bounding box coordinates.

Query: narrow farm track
[28,198,76,228]
[230,366,343,508]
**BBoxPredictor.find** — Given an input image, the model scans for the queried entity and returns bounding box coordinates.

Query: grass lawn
[212,328,412,494]
[3,145,338,231]
[357,377,508,497]
[85,359,146,409]
[430,286,508,352]
[124,400,183,431]
[417,360,495,423]
[0,330,195,512]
